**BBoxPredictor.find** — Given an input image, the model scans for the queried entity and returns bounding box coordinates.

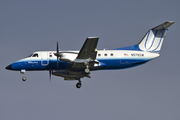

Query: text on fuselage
[131,53,144,57]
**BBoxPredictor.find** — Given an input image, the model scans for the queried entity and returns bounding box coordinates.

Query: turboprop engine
[59,52,78,63]
[52,70,90,80]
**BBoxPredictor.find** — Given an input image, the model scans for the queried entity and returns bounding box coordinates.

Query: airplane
[6,21,174,88]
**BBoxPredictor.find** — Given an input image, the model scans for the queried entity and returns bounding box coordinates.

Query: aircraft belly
[98,58,148,69]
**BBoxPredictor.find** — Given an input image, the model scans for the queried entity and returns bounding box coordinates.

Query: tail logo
[139,30,165,53]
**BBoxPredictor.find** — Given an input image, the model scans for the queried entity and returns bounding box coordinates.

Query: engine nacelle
[59,52,78,63]
[52,70,87,80]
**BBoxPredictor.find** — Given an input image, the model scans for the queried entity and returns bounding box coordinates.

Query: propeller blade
[57,57,59,68]
[49,70,51,81]
[57,41,59,68]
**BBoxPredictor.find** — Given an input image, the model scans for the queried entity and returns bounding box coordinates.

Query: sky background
[0,0,180,120]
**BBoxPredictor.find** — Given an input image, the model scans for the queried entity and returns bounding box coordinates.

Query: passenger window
[32,54,38,57]
[49,55,52,57]
[104,54,107,56]
[98,54,101,56]
[111,53,113,56]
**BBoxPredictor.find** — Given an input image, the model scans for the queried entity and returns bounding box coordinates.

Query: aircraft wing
[76,37,99,60]
[70,37,99,71]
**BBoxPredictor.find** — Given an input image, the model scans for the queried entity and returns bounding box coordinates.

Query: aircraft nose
[6,64,12,70]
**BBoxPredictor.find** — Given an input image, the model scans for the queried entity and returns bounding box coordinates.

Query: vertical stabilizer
[138,21,175,53]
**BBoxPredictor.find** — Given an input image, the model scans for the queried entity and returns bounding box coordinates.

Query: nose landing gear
[22,76,27,81]
[20,69,27,81]
[76,79,82,88]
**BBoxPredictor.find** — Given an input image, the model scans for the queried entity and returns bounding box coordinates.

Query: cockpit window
[32,53,38,57]
[27,54,33,57]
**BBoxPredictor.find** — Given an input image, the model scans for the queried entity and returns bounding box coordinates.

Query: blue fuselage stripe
[11,58,148,71]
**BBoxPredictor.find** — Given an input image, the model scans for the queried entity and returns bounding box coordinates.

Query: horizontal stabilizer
[152,21,175,30]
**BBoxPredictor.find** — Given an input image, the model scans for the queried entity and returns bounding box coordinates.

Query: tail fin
[138,21,175,53]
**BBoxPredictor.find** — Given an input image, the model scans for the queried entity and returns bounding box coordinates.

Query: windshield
[32,53,38,57]
[26,54,33,58]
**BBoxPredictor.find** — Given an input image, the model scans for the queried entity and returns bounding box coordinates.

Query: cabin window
[49,55,52,57]
[111,53,113,56]
[98,54,101,56]
[104,54,107,56]
[32,53,38,57]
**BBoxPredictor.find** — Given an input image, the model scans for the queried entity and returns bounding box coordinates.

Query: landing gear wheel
[85,68,90,73]
[22,77,27,81]
[76,82,82,88]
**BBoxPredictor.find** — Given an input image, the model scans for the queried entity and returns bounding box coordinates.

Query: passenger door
[41,52,49,66]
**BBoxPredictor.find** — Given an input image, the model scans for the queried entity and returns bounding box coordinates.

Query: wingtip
[87,37,99,39]
[167,21,175,23]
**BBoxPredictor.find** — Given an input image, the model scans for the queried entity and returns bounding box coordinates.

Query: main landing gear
[75,62,91,88]
[20,69,27,81]
[85,68,90,73]
[76,79,82,89]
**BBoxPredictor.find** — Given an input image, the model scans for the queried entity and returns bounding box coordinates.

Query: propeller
[56,41,59,68]
[49,70,52,81]
[49,41,60,81]
[53,41,60,68]
[54,41,64,68]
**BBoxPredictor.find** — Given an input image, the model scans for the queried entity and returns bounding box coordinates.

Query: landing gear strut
[20,69,27,81]
[85,68,90,73]
[76,79,82,88]
[84,62,90,73]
